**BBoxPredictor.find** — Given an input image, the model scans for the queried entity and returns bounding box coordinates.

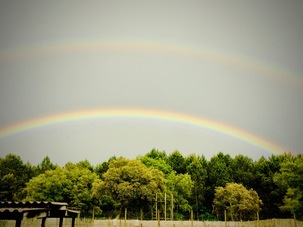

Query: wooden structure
[0,201,80,227]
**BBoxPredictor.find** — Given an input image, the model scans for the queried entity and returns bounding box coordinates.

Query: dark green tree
[207,152,233,187]
[254,154,293,219]
[35,156,57,175]
[185,154,208,220]
[231,155,255,188]
[0,154,34,200]
[205,152,233,210]
[167,150,186,174]
[274,154,303,219]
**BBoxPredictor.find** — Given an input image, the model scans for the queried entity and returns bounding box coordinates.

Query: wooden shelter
[0,201,80,227]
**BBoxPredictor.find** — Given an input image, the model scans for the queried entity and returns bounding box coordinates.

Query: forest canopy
[0,150,302,220]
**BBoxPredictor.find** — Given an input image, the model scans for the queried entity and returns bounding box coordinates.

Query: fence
[1,219,303,227]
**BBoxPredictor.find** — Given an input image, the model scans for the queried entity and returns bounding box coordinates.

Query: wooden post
[15,219,21,227]
[71,217,76,227]
[191,210,193,227]
[257,211,259,227]
[124,208,127,227]
[155,193,158,220]
[157,209,160,227]
[164,192,167,221]
[289,218,292,227]
[224,209,227,227]
[59,217,63,227]
[171,194,173,221]
[92,206,95,220]
[41,217,46,227]
[140,208,143,220]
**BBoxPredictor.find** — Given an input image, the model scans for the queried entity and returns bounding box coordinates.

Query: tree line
[0,150,302,221]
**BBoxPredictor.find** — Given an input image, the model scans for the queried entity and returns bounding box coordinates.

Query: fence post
[156,194,158,220]
[164,192,167,221]
[171,194,174,221]
[191,210,193,227]
[158,209,160,227]
[124,208,127,227]
[224,209,227,227]
[140,208,143,221]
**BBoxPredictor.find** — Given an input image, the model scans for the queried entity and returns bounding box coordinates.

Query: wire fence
[2,218,303,227]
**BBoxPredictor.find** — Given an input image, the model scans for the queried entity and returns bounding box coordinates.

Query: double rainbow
[0,39,294,155]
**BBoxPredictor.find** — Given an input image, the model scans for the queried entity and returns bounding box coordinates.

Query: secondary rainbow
[1,39,302,90]
[0,108,285,155]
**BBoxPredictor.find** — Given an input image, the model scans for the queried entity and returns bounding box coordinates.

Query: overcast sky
[0,1,303,166]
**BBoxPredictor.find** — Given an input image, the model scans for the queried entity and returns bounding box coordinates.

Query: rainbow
[0,108,286,155]
[1,39,302,90]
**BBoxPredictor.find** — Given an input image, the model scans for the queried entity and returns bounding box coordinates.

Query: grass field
[2,219,303,227]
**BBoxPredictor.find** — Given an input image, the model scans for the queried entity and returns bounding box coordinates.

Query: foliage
[231,155,255,188]
[0,154,34,200]
[76,159,94,172]
[207,153,233,188]
[185,154,208,219]
[23,163,98,215]
[144,149,167,161]
[167,150,186,174]
[204,152,234,210]
[279,188,302,218]
[166,172,193,213]
[94,156,117,179]
[92,158,165,215]
[35,156,57,175]
[139,155,173,175]
[1,150,302,220]
[254,155,292,219]
[213,183,262,221]
[274,154,303,219]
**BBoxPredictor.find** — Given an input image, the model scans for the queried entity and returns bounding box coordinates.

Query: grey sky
[0,1,302,165]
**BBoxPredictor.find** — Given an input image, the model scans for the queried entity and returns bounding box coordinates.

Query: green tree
[207,152,233,187]
[280,188,302,219]
[94,156,117,179]
[167,150,186,174]
[231,155,255,188]
[274,154,303,219]
[139,155,173,175]
[92,158,165,216]
[0,154,34,200]
[24,163,98,216]
[185,154,208,219]
[166,172,193,218]
[76,159,94,172]
[145,149,167,161]
[35,156,57,175]
[213,183,262,221]
[254,155,292,219]
[205,152,233,210]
